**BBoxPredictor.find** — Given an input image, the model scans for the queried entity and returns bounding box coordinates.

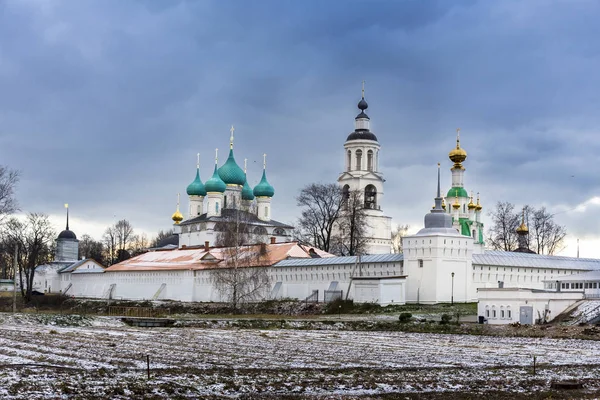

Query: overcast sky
[2,0,600,257]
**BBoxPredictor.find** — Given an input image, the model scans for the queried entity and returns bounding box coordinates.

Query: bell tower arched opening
[364,185,377,210]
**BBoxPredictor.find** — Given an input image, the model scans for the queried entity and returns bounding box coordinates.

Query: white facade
[477,288,584,325]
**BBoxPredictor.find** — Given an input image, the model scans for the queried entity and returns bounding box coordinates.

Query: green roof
[253,170,275,197]
[205,165,227,193]
[218,149,246,186]
[447,187,469,198]
[186,169,206,196]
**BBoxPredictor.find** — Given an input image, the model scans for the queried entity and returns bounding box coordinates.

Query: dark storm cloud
[1,0,600,251]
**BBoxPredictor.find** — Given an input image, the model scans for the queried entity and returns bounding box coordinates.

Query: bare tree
[0,166,19,224]
[114,219,135,254]
[487,201,520,252]
[79,234,105,264]
[488,202,566,255]
[296,183,344,252]
[333,189,369,256]
[2,213,55,301]
[530,207,566,255]
[102,226,117,265]
[103,219,136,264]
[150,229,175,248]
[211,244,271,311]
[130,233,150,256]
[214,210,258,247]
[210,210,270,310]
[391,224,409,254]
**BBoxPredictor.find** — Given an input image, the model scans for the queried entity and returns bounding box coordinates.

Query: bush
[440,314,453,324]
[398,312,412,323]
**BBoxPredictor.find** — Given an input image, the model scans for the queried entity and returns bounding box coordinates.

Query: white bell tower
[337,83,392,254]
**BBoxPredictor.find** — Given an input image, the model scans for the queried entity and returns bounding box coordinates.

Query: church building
[176,127,293,248]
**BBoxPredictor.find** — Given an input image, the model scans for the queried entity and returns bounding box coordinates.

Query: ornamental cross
[215,148,218,164]
[263,153,267,169]
[230,125,235,149]
[197,152,200,168]
[244,158,248,173]
[361,80,365,98]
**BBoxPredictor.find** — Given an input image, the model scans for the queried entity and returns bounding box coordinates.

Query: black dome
[358,97,368,110]
[346,130,378,141]
[58,229,77,240]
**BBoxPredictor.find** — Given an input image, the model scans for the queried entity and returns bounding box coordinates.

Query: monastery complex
[30,88,600,326]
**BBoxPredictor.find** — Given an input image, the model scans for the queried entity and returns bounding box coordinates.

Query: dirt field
[1,315,600,399]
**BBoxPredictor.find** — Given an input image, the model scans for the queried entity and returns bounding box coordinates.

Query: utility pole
[12,244,18,313]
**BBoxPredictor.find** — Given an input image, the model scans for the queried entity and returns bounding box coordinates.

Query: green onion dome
[205,165,227,193]
[218,149,246,186]
[242,176,255,201]
[447,187,469,198]
[253,170,275,197]
[186,168,206,196]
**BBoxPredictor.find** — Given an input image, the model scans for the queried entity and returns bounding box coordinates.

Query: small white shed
[352,276,407,306]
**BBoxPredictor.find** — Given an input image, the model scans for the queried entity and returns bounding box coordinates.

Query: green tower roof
[218,149,246,186]
[186,168,206,196]
[253,170,275,197]
[205,165,227,193]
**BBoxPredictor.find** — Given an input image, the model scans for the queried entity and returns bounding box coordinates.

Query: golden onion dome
[516,222,528,234]
[449,128,467,166]
[452,196,461,210]
[516,208,528,234]
[171,193,184,224]
[171,210,184,224]
[475,194,483,211]
[468,194,476,210]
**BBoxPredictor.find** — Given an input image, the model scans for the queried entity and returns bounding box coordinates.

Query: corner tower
[403,164,475,304]
[337,83,391,254]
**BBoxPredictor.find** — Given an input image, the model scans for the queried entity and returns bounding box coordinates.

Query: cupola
[346,81,378,142]
[475,193,483,211]
[205,150,227,193]
[186,156,207,196]
[171,194,184,224]
[218,126,246,186]
[448,128,467,168]
[468,193,477,210]
[241,159,255,201]
[253,154,275,198]
[57,204,77,240]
